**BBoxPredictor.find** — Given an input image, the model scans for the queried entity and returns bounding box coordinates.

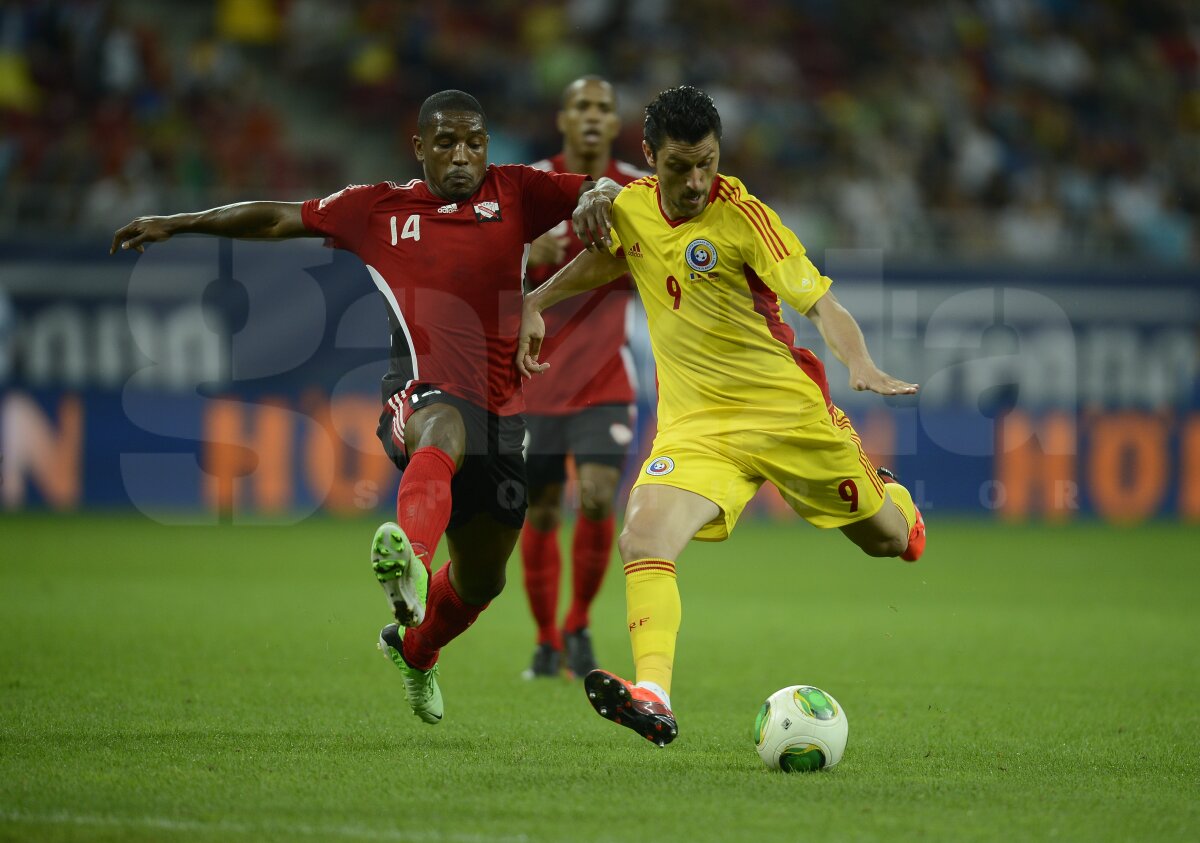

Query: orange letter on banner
[996,411,1077,522]
[857,408,897,469]
[1180,413,1200,522]
[0,392,83,509]
[303,391,394,514]
[1088,412,1168,524]
[202,398,293,515]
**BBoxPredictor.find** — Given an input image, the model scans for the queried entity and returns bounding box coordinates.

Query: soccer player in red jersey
[519,77,646,681]
[110,89,621,725]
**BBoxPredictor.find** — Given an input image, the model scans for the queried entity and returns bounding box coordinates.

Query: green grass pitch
[2,514,1197,842]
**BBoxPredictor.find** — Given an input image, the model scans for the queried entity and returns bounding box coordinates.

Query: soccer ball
[754,685,848,772]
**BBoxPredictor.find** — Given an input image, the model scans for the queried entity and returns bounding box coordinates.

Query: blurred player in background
[111,89,621,727]
[518,86,926,747]
[520,77,646,681]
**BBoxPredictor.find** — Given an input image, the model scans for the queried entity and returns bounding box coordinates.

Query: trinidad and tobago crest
[473,200,502,222]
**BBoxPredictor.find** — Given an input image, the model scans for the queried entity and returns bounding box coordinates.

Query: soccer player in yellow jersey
[517,86,925,747]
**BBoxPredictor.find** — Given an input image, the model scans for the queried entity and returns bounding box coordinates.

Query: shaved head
[562,75,615,108]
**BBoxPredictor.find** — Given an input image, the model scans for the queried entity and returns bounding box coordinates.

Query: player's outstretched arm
[517,247,629,378]
[109,201,310,254]
[805,291,918,395]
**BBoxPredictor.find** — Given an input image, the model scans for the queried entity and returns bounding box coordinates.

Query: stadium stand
[0,0,1196,263]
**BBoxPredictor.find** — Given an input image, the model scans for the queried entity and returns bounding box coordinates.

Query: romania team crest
[684,239,718,273]
[646,456,675,476]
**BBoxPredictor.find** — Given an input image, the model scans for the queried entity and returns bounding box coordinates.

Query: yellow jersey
[609,174,834,431]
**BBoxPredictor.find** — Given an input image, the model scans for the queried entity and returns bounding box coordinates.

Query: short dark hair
[643,86,722,153]
[418,90,486,133]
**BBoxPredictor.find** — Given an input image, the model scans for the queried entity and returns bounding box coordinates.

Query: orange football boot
[584,670,678,747]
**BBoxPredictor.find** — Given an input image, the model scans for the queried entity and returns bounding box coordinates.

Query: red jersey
[302,165,587,415]
[522,154,645,415]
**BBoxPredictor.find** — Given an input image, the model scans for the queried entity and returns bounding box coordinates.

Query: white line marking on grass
[0,810,529,843]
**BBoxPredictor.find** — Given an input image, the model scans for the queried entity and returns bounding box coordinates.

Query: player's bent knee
[617,525,657,563]
[841,523,907,558]
[580,497,613,521]
[858,536,907,558]
[850,528,908,558]
[458,571,506,605]
[526,503,560,532]
[577,473,618,521]
[406,405,467,465]
[842,503,909,559]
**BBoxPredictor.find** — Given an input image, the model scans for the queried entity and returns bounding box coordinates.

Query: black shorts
[525,404,635,490]
[376,387,528,531]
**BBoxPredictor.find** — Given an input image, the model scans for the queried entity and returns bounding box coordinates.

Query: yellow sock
[886,482,917,532]
[623,558,681,696]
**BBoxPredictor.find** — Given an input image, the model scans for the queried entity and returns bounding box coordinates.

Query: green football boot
[378,623,443,724]
[371,522,428,627]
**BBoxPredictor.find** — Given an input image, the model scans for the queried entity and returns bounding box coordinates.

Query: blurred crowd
[1,0,1197,264]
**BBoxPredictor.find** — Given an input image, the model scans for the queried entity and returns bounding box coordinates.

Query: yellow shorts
[633,406,887,541]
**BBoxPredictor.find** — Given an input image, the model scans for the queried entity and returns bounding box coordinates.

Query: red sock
[521,525,562,649]
[401,562,487,671]
[395,446,455,571]
[563,513,614,633]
